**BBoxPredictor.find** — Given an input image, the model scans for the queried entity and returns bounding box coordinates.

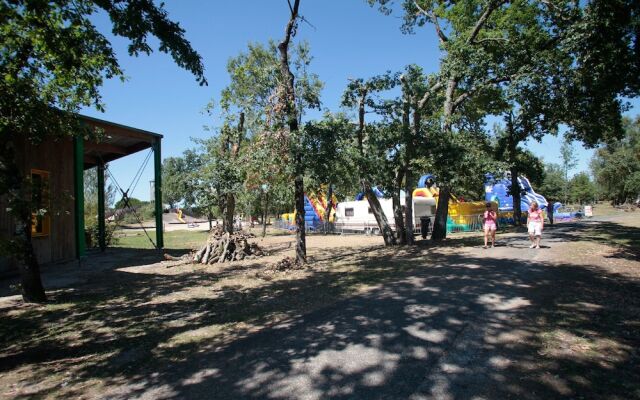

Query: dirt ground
[0,212,639,399]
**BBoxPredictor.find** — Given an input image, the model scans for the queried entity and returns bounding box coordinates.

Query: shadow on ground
[0,223,639,399]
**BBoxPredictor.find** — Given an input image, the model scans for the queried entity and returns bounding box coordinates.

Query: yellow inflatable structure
[413,187,497,226]
[281,190,338,228]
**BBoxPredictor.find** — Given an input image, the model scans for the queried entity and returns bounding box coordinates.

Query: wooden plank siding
[0,137,76,275]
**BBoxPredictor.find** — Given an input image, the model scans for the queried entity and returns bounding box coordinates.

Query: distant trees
[84,167,117,221]
[569,172,596,205]
[162,156,194,209]
[560,139,578,204]
[539,163,565,204]
[591,117,640,204]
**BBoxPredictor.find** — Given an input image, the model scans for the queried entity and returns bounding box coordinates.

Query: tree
[302,113,359,230]
[539,162,566,204]
[591,117,640,204]
[494,107,552,225]
[206,38,321,237]
[276,0,311,263]
[560,138,578,204]
[342,76,399,246]
[0,0,205,302]
[162,157,187,209]
[569,172,596,205]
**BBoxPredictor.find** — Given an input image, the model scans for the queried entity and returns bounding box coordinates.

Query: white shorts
[528,221,542,236]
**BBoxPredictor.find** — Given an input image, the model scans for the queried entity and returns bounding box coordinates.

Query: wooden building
[0,115,164,276]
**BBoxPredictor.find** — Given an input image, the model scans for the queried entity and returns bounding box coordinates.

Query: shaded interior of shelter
[79,114,165,254]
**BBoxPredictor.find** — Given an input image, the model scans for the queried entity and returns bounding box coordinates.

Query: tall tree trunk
[363,180,396,245]
[262,190,268,238]
[393,167,406,244]
[324,183,333,234]
[507,114,522,226]
[432,186,450,242]
[443,78,458,133]
[355,84,396,246]
[278,0,305,263]
[294,158,306,261]
[510,166,522,226]
[218,193,228,231]
[224,193,235,234]
[207,207,213,231]
[392,191,406,245]
[432,76,459,242]
[16,218,47,303]
[401,78,414,245]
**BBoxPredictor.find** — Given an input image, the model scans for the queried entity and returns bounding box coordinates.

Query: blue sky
[81,1,639,201]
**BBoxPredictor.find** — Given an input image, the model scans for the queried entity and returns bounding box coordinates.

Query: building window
[345,208,354,217]
[31,169,50,237]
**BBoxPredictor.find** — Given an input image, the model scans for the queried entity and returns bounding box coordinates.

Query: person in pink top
[527,201,544,248]
[483,202,497,249]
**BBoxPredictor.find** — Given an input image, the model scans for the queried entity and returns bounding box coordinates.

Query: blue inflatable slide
[484,173,549,212]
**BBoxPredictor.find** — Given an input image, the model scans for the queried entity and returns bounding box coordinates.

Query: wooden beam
[84,141,128,155]
[86,121,159,143]
[84,155,99,165]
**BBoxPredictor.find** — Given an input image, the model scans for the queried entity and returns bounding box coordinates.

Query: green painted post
[97,163,106,251]
[73,137,86,258]
[153,138,164,249]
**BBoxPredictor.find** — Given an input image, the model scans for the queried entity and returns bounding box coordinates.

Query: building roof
[80,115,163,170]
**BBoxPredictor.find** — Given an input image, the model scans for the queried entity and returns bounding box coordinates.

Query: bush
[119,204,156,224]
[85,218,119,248]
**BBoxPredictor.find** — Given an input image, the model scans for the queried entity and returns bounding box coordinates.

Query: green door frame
[153,138,164,249]
[97,162,106,251]
[73,137,85,258]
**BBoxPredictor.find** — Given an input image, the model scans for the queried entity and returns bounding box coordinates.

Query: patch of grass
[114,229,209,250]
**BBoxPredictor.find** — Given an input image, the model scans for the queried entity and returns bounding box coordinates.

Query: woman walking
[483,202,497,249]
[527,201,544,248]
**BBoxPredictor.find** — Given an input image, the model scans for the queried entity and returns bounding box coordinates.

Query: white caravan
[334,196,437,234]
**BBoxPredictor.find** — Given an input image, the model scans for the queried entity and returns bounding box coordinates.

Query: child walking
[527,201,544,248]
[483,202,497,249]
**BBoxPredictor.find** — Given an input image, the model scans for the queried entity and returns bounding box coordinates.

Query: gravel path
[105,217,639,400]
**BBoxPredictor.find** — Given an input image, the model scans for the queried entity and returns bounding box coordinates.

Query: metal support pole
[73,137,85,258]
[97,163,106,251]
[153,138,164,249]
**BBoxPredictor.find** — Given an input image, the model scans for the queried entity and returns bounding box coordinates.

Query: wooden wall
[0,137,76,275]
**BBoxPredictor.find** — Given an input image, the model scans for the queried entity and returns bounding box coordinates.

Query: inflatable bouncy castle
[413,174,497,232]
[484,173,548,224]
[281,190,338,230]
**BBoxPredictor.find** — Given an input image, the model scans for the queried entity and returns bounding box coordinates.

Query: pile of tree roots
[193,227,265,264]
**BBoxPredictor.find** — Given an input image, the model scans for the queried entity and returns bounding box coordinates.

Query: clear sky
[81,0,639,201]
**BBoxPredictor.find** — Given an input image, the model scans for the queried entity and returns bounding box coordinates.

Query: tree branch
[468,0,507,45]
[277,0,300,123]
[475,37,509,45]
[418,80,444,111]
[413,1,448,44]
[451,73,518,112]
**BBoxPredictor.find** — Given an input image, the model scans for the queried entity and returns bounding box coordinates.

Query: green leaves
[591,117,640,203]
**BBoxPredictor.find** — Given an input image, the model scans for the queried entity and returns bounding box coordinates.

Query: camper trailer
[334,196,436,234]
